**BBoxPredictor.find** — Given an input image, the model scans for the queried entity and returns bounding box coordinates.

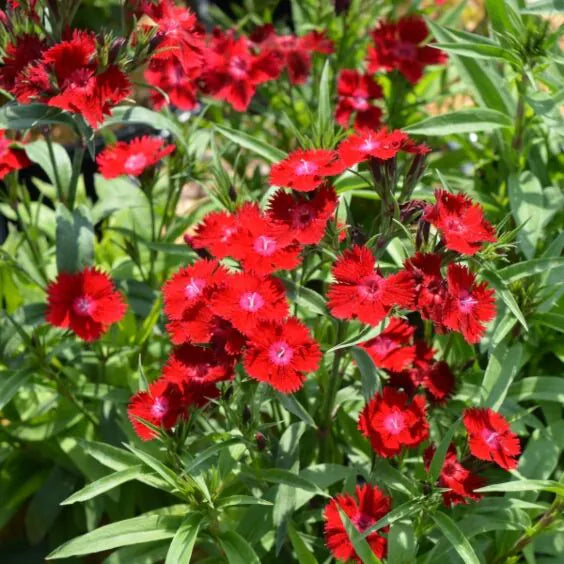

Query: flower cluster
[0,129,30,179]
[139,1,333,112]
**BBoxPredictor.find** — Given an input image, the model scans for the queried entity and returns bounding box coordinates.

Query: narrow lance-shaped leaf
[165,513,201,564]
[430,511,480,564]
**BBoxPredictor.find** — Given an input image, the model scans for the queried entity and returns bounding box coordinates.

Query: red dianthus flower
[266,186,338,245]
[128,378,184,441]
[269,149,344,192]
[367,16,447,84]
[335,70,383,131]
[0,130,31,179]
[191,210,240,259]
[424,444,485,507]
[463,408,521,470]
[0,34,46,94]
[210,272,289,334]
[422,360,456,404]
[423,190,497,255]
[202,29,283,111]
[358,387,429,458]
[337,129,407,167]
[443,264,496,344]
[243,318,321,393]
[360,317,416,372]
[46,267,127,342]
[327,246,415,326]
[96,135,175,178]
[230,204,302,275]
[323,484,391,562]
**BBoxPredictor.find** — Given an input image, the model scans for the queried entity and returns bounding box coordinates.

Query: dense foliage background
[0,1,563,563]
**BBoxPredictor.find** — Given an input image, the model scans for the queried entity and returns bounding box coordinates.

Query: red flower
[424,444,485,507]
[243,318,321,393]
[358,387,429,458]
[210,272,289,334]
[230,204,302,275]
[162,344,234,388]
[337,129,407,167]
[96,135,175,178]
[46,267,127,342]
[40,31,131,127]
[463,408,521,470]
[367,16,447,84]
[266,185,338,244]
[250,24,333,85]
[144,55,200,111]
[443,264,496,344]
[423,190,497,255]
[202,29,283,111]
[163,259,227,321]
[423,361,455,404]
[327,246,415,326]
[269,149,344,192]
[360,317,416,372]
[0,34,46,94]
[404,252,447,324]
[336,70,383,131]
[128,378,185,441]
[0,130,31,179]
[323,484,391,562]
[191,210,240,259]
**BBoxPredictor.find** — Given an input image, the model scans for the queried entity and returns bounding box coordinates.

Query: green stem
[67,144,86,211]
[45,132,64,202]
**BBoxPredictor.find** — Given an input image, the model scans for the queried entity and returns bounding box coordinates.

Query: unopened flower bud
[255,432,267,451]
[109,37,126,65]
[228,185,237,202]
[242,405,251,425]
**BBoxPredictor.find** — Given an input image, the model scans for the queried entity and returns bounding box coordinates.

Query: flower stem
[67,143,86,211]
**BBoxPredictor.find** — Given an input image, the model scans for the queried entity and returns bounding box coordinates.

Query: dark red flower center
[124,153,148,174]
[383,410,406,434]
[369,336,396,356]
[268,340,294,366]
[393,42,418,60]
[253,235,278,256]
[458,291,477,313]
[72,295,95,317]
[445,217,464,233]
[294,159,318,176]
[150,396,169,419]
[291,204,314,228]
[351,95,369,111]
[229,56,249,79]
[357,274,382,300]
[63,68,94,91]
[184,277,206,298]
[480,428,499,447]
[352,512,375,532]
[239,290,265,312]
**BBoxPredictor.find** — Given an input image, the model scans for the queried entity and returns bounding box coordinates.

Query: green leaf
[481,268,527,330]
[508,377,564,403]
[215,124,286,163]
[216,495,273,508]
[477,479,564,496]
[486,0,524,34]
[430,511,480,564]
[521,0,564,14]
[370,460,419,496]
[482,342,522,410]
[275,391,317,428]
[531,312,564,333]
[184,437,245,474]
[282,279,327,316]
[426,20,514,115]
[61,466,144,505]
[55,204,94,273]
[388,522,416,564]
[508,171,552,259]
[429,421,460,482]
[351,347,380,400]
[288,522,319,564]
[327,322,387,353]
[0,102,77,130]
[317,60,332,146]
[164,513,201,564]
[361,499,422,540]
[0,369,32,410]
[46,514,182,559]
[102,106,187,150]
[218,530,261,564]
[258,469,327,496]
[337,507,381,564]
[25,140,72,199]
[404,109,512,136]
[81,440,139,471]
[125,445,178,490]
[432,43,520,65]
[498,257,564,282]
